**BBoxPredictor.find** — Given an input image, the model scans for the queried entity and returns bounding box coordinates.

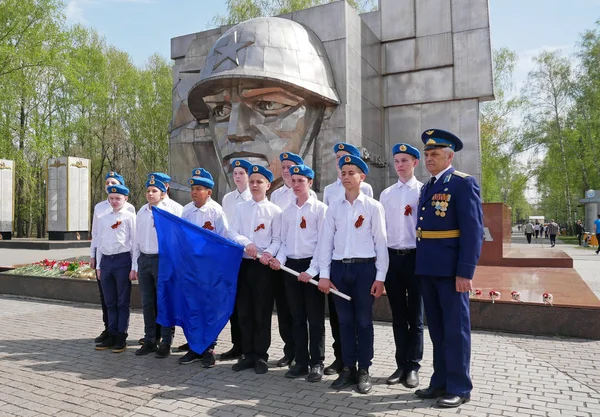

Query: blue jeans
[138,253,174,344]
[100,252,132,336]
[330,260,376,370]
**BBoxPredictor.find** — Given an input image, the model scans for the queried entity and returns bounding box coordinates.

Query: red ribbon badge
[300,216,306,229]
[355,215,365,228]
[404,205,412,216]
[254,223,265,232]
[202,221,215,231]
[111,220,122,229]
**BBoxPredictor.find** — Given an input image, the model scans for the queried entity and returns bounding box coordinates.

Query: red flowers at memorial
[489,290,501,303]
[543,293,553,306]
[404,205,412,216]
[202,221,215,231]
[254,223,265,232]
[300,216,307,229]
[355,215,365,228]
[111,220,122,229]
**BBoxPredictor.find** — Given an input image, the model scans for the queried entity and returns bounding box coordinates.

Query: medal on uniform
[433,194,451,217]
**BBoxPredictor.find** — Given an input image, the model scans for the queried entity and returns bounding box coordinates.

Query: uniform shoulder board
[453,171,470,178]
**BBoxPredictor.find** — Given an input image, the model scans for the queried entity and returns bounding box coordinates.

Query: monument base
[0,232,12,240]
[48,231,89,241]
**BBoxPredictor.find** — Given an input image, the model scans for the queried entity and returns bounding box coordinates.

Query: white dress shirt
[323,178,373,206]
[432,165,453,184]
[319,192,389,282]
[182,200,229,239]
[270,184,318,210]
[96,207,136,270]
[182,197,221,219]
[229,198,282,259]
[222,187,252,222]
[379,176,423,250]
[276,196,327,277]
[132,200,179,271]
[163,194,184,216]
[90,199,135,258]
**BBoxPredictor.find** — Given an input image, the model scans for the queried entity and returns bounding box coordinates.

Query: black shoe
[404,370,419,388]
[330,367,356,390]
[135,341,157,356]
[178,350,203,365]
[255,358,269,374]
[232,356,255,372]
[276,355,293,367]
[94,329,109,344]
[285,365,309,378]
[324,358,343,375]
[386,369,405,385]
[155,343,171,359]
[436,394,470,408]
[176,342,189,352]
[306,364,324,382]
[137,338,144,346]
[219,347,243,361]
[112,334,127,353]
[95,335,114,350]
[415,386,446,399]
[356,369,372,394]
[202,349,216,368]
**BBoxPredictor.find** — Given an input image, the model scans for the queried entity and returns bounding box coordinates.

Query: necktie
[429,177,436,186]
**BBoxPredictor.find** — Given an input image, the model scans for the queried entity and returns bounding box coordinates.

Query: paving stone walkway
[0,295,599,417]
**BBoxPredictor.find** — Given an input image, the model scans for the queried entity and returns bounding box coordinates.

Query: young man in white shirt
[321,142,374,376]
[269,164,328,382]
[229,165,282,374]
[132,178,178,359]
[94,184,137,353]
[379,143,424,389]
[90,171,136,345]
[318,155,388,394]
[148,172,184,216]
[178,168,229,368]
[218,159,252,361]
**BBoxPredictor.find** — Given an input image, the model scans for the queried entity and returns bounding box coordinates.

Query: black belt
[334,257,376,264]
[287,257,312,262]
[101,252,130,260]
[140,252,159,258]
[388,248,416,256]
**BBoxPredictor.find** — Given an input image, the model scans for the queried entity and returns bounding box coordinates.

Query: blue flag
[152,206,244,354]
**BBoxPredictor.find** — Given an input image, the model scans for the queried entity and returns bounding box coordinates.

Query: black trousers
[273,269,295,359]
[526,233,532,243]
[236,259,274,361]
[283,258,325,368]
[96,273,109,329]
[550,234,556,245]
[327,293,342,361]
[577,233,583,246]
[228,301,242,352]
[384,249,423,372]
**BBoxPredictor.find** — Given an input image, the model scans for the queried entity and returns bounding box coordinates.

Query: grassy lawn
[558,235,597,249]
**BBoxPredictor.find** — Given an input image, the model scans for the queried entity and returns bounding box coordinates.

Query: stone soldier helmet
[188,17,340,119]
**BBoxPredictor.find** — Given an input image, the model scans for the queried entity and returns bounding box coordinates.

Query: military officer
[414,129,484,408]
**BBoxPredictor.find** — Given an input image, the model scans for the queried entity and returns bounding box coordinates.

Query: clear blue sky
[65,0,600,85]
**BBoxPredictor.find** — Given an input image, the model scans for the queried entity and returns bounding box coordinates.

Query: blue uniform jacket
[415,167,484,279]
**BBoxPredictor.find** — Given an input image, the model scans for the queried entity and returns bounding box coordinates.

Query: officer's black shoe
[324,358,343,375]
[285,365,309,378]
[356,369,372,394]
[404,370,419,388]
[135,341,157,356]
[436,394,470,408]
[276,355,293,367]
[306,364,324,382]
[112,334,127,353]
[137,338,145,346]
[94,329,109,344]
[176,342,189,352]
[178,350,203,365]
[155,343,171,359]
[202,349,216,368]
[330,367,356,390]
[255,359,269,374]
[415,386,446,399]
[95,335,114,350]
[219,347,243,361]
[386,369,405,385]
[232,356,255,372]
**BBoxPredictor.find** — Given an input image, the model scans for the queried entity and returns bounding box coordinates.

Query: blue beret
[333,142,360,157]
[146,179,167,192]
[249,165,274,182]
[191,167,214,181]
[107,184,129,196]
[188,177,214,189]
[421,129,463,152]
[338,154,369,174]
[392,143,420,160]
[230,159,252,172]
[148,172,171,183]
[290,164,314,179]
[105,171,125,186]
[279,152,304,165]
